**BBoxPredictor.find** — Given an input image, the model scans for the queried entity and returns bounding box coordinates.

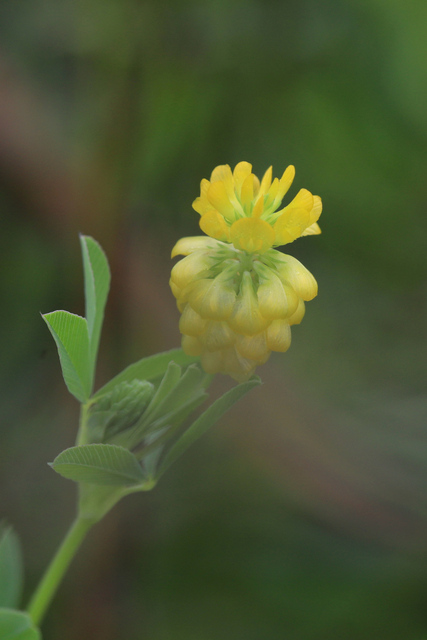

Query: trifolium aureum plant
[0,161,321,638]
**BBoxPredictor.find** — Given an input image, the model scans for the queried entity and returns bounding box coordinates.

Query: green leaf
[157,376,262,478]
[50,444,147,487]
[0,609,41,640]
[93,348,199,399]
[0,526,23,609]
[117,364,208,450]
[138,361,182,426]
[152,364,204,419]
[42,311,91,402]
[80,235,110,369]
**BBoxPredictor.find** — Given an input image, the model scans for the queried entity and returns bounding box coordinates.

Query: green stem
[27,516,94,626]
[76,402,91,446]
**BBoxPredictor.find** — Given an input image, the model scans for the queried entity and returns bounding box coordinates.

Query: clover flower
[170,162,321,380]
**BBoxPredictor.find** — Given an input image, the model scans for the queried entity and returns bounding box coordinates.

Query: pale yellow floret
[221,347,256,380]
[266,320,292,352]
[186,275,236,320]
[170,251,212,289]
[275,254,318,301]
[179,304,207,337]
[200,349,223,374]
[200,320,236,351]
[171,236,218,257]
[229,271,269,335]
[288,299,306,325]
[257,272,299,320]
[181,335,203,356]
[169,279,181,300]
[236,332,269,361]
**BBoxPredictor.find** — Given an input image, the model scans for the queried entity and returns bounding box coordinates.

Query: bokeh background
[1,1,427,638]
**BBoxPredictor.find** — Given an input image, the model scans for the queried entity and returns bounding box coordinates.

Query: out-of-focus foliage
[1,0,427,639]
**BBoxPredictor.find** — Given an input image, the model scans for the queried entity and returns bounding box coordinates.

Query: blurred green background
[1,0,427,638]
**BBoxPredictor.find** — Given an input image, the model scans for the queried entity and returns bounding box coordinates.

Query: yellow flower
[170,163,321,381]
[192,162,322,253]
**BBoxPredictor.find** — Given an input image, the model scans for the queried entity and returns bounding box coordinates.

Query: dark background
[1,1,427,638]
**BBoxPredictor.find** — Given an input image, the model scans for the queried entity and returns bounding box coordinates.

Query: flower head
[171,162,321,381]
[192,161,321,253]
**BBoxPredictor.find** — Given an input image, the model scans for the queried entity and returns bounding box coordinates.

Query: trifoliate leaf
[42,311,91,402]
[0,609,41,640]
[0,525,23,609]
[50,444,147,487]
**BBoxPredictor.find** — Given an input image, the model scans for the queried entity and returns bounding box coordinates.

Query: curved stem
[27,516,93,626]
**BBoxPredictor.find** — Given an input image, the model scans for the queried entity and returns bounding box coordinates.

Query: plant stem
[27,516,94,626]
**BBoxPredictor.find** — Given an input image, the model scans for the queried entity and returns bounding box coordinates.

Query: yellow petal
[301,222,321,237]
[266,320,291,352]
[252,174,260,197]
[275,254,318,301]
[199,211,231,242]
[229,271,269,335]
[252,196,264,218]
[259,166,272,195]
[233,161,253,195]
[210,164,233,183]
[309,195,322,224]
[273,207,311,245]
[240,174,254,210]
[186,275,236,320]
[274,165,295,205]
[182,335,203,356]
[192,179,211,214]
[171,236,218,258]
[257,272,299,319]
[264,177,280,208]
[207,181,236,221]
[230,218,275,254]
[179,304,207,337]
[200,320,236,351]
[273,227,294,246]
[286,188,313,212]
